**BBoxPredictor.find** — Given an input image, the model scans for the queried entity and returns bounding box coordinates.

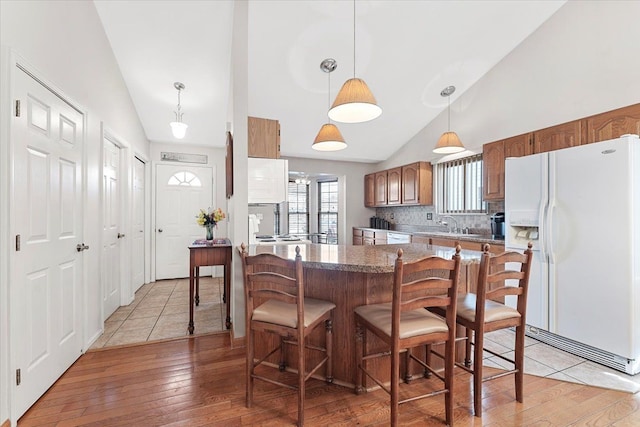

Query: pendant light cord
[447,95,451,131]
[353,0,356,77]
[328,71,332,123]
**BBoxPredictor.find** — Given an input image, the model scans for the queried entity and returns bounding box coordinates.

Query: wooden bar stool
[239,244,335,427]
[354,246,462,426]
[456,243,533,416]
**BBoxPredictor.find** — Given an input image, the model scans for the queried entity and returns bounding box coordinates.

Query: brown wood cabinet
[482,139,505,201]
[534,119,583,154]
[401,162,433,205]
[365,161,433,207]
[374,171,387,206]
[386,167,402,205]
[364,173,375,208]
[352,228,363,245]
[585,103,640,143]
[248,116,280,158]
[353,228,387,245]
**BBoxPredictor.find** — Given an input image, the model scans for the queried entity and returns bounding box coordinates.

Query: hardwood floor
[18,333,640,426]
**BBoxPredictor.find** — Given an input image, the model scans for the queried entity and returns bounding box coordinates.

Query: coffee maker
[490,212,505,240]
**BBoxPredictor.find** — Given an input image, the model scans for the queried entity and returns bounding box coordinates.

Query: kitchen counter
[353,227,505,245]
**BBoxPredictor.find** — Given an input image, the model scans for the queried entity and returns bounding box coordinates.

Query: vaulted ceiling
[94,0,565,163]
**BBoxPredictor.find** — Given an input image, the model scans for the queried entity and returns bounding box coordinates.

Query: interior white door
[10,67,84,418]
[156,165,213,279]
[102,138,121,319]
[132,156,146,291]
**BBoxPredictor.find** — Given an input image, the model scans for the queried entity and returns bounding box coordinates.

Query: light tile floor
[90,279,640,394]
[483,328,640,394]
[89,277,226,349]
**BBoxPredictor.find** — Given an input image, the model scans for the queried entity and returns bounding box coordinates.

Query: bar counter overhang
[244,243,482,389]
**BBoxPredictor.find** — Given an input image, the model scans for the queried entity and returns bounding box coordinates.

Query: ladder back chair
[239,244,335,427]
[354,246,462,426]
[456,242,533,417]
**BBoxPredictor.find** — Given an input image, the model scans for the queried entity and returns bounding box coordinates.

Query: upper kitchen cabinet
[401,162,433,205]
[374,171,388,206]
[585,103,640,143]
[247,158,288,203]
[533,119,584,154]
[364,173,375,207]
[248,116,280,159]
[483,133,531,201]
[387,167,402,205]
[366,161,433,207]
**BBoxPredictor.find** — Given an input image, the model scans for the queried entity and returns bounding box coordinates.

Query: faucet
[437,215,459,233]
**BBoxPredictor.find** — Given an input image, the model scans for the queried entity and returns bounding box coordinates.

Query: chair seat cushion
[457,293,521,323]
[355,303,448,339]
[253,298,336,328]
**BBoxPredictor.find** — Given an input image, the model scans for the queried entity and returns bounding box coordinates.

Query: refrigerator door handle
[546,199,556,264]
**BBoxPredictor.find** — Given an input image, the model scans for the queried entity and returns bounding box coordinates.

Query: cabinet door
[585,103,640,144]
[248,116,280,158]
[533,119,583,153]
[401,162,433,205]
[504,133,533,158]
[482,140,505,201]
[374,171,387,206]
[364,173,375,207]
[387,167,402,205]
[247,158,288,203]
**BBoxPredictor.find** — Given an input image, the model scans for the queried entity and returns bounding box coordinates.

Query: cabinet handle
[117,233,125,239]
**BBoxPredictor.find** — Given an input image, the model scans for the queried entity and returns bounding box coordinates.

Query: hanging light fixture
[170,82,188,139]
[313,58,347,151]
[433,85,465,154]
[327,0,381,124]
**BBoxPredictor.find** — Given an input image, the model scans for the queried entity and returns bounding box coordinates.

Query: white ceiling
[94,0,565,163]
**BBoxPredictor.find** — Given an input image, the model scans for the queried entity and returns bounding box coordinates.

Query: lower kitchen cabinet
[352,227,387,245]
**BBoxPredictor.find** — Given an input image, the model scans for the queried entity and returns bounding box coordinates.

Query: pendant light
[313,58,347,151]
[170,82,188,139]
[433,85,465,154]
[327,0,381,123]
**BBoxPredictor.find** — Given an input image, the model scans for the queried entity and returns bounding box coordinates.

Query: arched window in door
[167,171,202,187]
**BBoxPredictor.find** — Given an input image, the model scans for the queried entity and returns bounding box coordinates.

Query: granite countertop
[355,227,505,245]
[246,243,481,273]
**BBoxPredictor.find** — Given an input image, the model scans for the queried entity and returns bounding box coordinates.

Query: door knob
[117,233,125,239]
[76,243,90,252]
[158,228,163,233]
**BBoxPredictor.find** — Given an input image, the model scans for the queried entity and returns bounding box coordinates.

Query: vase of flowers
[196,207,225,241]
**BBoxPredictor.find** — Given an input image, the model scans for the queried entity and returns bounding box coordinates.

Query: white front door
[155,164,213,279]
[102,138,121,319]
[10,66,84,418]
[132,156,146,291]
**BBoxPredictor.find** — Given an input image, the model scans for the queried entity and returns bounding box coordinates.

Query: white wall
[380,0,640,170]
[0,1,149,424]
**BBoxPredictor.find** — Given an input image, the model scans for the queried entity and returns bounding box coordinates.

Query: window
[318,179,338,244]
[167,171,201,187]
[288,181,309,235]
[437,154,486,214]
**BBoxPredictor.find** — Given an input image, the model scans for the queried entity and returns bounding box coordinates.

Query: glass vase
[205,224,215,241]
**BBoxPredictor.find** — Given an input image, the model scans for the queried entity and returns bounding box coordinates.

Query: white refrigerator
[505,134,640,374]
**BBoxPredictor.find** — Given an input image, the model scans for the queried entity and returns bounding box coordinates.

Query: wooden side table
[188,239,232,334]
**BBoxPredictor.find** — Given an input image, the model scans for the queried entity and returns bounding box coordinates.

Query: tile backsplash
[374,201,504,234]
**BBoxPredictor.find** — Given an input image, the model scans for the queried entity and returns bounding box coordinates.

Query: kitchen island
[246,242,483,388]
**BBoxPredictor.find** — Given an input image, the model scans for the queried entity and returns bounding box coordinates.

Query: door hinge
[15,99,21,117]
[16,234,21,251]
[16,368,21,386]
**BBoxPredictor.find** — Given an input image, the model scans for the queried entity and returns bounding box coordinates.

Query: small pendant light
[313,58,347,151]
[327,0,381,124]
[170,82,188,139]
[433,85,465,154]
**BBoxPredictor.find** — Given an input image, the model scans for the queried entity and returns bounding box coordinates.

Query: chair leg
[465,327,472,368]
[390,343,400,427]
[246,328,254,408]
[444,336,455,427]
[473,327,484,417]
[515,324,525,403]
[354,322,364,394]
[298,334,305,426]
[325,318,333,384]
[424,344,432,378]
[404,348,412,383]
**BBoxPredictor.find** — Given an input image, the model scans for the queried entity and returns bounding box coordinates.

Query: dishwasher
[386,232,411,244]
